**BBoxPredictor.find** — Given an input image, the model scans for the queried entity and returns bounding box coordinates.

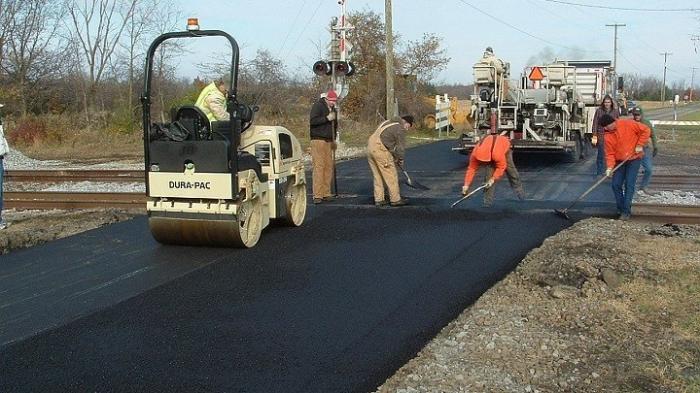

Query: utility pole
[385,0,396,119]
[691,35,700,54]
[691,67,698,102]
[660,52,672,103]
[606,23,625,98]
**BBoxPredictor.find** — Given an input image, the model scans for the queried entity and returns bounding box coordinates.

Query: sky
[171,0,700,86]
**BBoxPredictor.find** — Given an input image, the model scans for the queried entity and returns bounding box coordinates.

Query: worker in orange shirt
[462,130,524,207]
[598,113,650,220]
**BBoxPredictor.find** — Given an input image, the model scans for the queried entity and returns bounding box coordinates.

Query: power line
[454,0,605,53]
[542,0,698,12]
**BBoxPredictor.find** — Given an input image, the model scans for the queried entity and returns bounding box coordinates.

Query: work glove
[485,178,495,188]
[653,147,658,157]
[462,185,469,195]
[331,141,337,151]
[591,135,598,147]
[396,158,405,167]
[605,168,613,178]
[326,111,336,121]
[634,145,643,154]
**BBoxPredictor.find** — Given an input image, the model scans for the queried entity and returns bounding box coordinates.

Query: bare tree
[1,0,66,115]
[400,33,450,82]
[66,0,137,115]
[114,0,180,131]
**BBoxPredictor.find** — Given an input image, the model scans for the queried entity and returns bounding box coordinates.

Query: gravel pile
[3,148,143,170]
[635,189,700,205]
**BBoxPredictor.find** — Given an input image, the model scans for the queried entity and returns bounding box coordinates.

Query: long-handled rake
[398,164,430,190]
[451,184,488,208]
[554,157,630,220]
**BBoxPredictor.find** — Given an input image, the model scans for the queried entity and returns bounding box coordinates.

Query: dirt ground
[0,209,140,255]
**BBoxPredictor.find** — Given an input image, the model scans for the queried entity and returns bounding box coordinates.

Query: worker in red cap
[309,90,338,203]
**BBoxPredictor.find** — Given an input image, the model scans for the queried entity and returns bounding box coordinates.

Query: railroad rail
[4,169,143,183]
[631,203,700,225]
[3,192,146,210]
[646,175,700,191]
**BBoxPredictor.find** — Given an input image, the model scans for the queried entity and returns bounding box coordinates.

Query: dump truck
[142,20,307,248]
[456,59,614,162]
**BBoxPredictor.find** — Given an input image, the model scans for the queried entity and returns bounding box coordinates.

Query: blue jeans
[596,134,606,175]
[611,158,642,216]
[639,145,653,190]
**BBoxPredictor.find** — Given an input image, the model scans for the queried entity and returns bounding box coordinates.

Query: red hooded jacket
[604,118,651,169]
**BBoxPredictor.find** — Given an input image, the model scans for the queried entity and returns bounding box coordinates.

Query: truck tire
[564,132,582,163]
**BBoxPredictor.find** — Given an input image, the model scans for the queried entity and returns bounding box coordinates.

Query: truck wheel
[281,181,307,227]
[564,132,582,163]
[231,197,263,248]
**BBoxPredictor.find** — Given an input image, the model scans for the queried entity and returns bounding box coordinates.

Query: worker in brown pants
[367,115,414,207]
[483,149,525,207]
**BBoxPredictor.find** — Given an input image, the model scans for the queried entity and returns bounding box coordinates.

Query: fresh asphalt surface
[0,140,617,392]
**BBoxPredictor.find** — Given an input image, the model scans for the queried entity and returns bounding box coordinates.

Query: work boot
[515,188,526,201]
[375,200,389,207]
[390,199,409,207]
[322,195,335,201]
[313,198,322,204]
[619,214,631,221]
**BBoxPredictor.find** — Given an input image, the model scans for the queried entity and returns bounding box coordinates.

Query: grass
[651,106,700,156]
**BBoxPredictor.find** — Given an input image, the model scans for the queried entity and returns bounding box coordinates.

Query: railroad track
[4,169,144,183]
[631,203,700,225]
[3,192,146,210]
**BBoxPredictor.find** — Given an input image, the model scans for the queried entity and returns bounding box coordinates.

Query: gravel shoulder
[375,218,700,393]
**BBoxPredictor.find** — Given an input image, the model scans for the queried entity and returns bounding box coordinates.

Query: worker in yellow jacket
[195,76,230,122]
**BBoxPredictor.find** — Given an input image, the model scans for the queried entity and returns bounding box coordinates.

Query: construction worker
[367,115,414,207]
[591,94,619,175]
[480,47,505,75]
[599,113,651,220]
[195,76,230,122]
[0,104,7,229]
[462,130,524,207]
[630,107,658,195]
[479,46,508,95]
[309,90,338,204]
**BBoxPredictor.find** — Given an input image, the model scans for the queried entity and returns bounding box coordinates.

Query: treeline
[0,1,451,147]
[621,73,693,101]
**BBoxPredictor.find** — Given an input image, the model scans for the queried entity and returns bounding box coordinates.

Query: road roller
[141,22,306,248]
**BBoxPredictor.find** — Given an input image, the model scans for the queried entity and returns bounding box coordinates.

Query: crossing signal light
[334,61,349,75]
[313,61,331,76]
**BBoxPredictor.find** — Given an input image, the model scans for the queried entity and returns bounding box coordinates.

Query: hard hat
[630,107,642,115]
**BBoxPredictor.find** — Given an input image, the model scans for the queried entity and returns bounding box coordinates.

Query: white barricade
[435,94,451,137]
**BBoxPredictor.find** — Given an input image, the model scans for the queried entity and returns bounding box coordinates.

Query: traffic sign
[529,66,544,81]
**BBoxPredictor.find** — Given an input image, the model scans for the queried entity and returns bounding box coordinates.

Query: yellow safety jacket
[195,82,227,122]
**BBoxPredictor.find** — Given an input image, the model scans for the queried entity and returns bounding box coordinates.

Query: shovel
[554,156,631,220]
[451,184,488,208]
[398,163,430,190]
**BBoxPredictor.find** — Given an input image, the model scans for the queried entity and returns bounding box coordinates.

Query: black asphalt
[0,141,616,392]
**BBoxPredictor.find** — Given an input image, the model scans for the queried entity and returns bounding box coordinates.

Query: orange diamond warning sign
[529,66,544,81]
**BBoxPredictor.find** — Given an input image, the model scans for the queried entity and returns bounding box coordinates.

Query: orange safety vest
[463,134,510,187]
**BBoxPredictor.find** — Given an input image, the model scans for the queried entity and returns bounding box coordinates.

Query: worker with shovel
[461,130,524,208]
[599,113,650,220]
[367,115,414,207]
